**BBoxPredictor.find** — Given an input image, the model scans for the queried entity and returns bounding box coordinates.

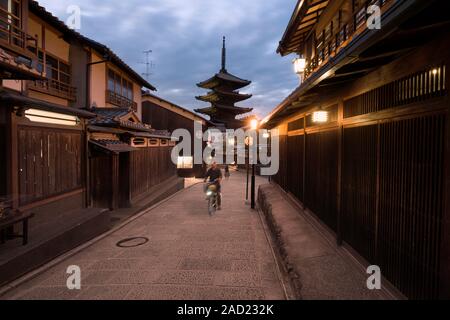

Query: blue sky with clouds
[37,0,299,119]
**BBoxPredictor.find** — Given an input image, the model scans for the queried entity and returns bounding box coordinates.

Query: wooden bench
[0,210,35,246]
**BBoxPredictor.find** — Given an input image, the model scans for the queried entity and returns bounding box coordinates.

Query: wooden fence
[129,146,177,200]
[18,126,83,206]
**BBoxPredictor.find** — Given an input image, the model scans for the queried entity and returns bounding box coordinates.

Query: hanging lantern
[293,56,306,75]
[312,109,328,123]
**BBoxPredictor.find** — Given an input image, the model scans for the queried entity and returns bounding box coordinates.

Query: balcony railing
[0,8,38,58]
[29,79,77,101]
[303,0,393,80]
[106,90,138,112]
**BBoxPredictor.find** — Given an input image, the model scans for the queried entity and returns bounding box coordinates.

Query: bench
[0,210,35,246]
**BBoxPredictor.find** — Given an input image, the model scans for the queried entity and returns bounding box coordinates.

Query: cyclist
[204,162,223,210]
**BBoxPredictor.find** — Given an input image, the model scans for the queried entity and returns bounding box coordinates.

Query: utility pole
[141,50,153,81]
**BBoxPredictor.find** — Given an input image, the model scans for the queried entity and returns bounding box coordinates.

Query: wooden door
[90,153,113,210]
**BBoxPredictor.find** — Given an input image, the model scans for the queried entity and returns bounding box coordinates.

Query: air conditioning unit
[130,137,147,148]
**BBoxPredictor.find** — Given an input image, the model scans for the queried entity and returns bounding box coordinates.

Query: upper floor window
[37,50,71,85]
[0,0,21,27]
[29,50,76,101]
[0,0,22,45]
[107,68,134,101]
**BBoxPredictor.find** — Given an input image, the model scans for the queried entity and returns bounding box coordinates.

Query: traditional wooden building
[0,0,108,285]
[195,37,253,130]
[142,92,211,178]
[0,0,180,285]
[77,37,181,210]
[263,0,450,299]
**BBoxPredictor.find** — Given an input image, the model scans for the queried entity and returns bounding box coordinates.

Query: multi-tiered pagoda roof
[195,37,253,129]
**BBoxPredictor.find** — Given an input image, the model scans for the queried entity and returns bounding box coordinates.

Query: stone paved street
[1,172,288,300]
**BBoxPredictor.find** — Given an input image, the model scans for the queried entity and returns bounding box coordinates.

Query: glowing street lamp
[250,118,259,130]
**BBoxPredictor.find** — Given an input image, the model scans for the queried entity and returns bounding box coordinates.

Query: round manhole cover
[116,237,149,248]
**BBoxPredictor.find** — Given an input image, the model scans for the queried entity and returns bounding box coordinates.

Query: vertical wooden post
[302,118,307,208]
[375,120,381,264]
[110,153,119,210]
[83,121,90,208]
[440,62,450,299]
[336,101,344,246]
[10,112,19,210]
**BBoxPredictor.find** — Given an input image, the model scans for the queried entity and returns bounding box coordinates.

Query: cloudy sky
[37,0,299,119]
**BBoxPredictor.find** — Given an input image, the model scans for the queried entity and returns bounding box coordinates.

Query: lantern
[312,110,328,123]
[293,56,306,75]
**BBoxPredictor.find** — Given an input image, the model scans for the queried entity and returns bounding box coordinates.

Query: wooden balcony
[0,8,38,59]
[106,90,138,112]
[303,0,394,80]
[28,79,77,101]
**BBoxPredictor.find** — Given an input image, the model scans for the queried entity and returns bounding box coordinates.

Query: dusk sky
[37,0,300,119]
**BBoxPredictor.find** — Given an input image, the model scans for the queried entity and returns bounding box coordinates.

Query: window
[0,0,21,27]
[37,50,71,85]
[0,0,22,45]
[177,156,193,169]
[108,69,115,91]
[107,68,134,101]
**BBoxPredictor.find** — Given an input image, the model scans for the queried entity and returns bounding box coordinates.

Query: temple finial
[221,36,227,72]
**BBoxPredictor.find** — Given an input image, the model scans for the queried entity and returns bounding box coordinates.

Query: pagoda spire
[221,36,227,73]
[195,37,253,129]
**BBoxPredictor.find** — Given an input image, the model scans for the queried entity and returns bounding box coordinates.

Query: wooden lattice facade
[268,0,450,299]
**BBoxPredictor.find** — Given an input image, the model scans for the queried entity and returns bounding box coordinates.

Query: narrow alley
[1,172,289,300]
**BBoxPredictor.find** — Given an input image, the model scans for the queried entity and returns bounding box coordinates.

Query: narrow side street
[1,172,288,300]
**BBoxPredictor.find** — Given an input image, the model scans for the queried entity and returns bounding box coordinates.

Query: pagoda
[195,37,253,129]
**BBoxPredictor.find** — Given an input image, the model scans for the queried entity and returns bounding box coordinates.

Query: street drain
[116,237,149,248]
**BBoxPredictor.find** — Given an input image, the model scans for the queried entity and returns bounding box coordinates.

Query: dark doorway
[90,152,113,209]
[119,152,130,207]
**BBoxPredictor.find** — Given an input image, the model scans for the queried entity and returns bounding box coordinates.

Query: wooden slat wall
[18,126,82,206]
[342,125,378,263]
[287,135,305,202]
[0,123,6,197]
[90,153,112,209]
[272,135,287,190]
[304,129,339,231]
[344,65,447,118]
[277,60,449,300]
[378,115,445,299]
[129,146,177,200]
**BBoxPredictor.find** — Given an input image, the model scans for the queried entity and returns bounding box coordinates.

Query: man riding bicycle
[204,162,223,210]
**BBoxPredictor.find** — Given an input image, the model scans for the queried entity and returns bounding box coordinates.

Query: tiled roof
[152,130,171,137]
[89,139,136,153]
[89,108,156,133]
[89,108,130,125]
[142,92,213,125]
[197,71,251,90]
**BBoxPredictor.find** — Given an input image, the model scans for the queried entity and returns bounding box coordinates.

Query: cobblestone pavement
[1,172,287,300]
